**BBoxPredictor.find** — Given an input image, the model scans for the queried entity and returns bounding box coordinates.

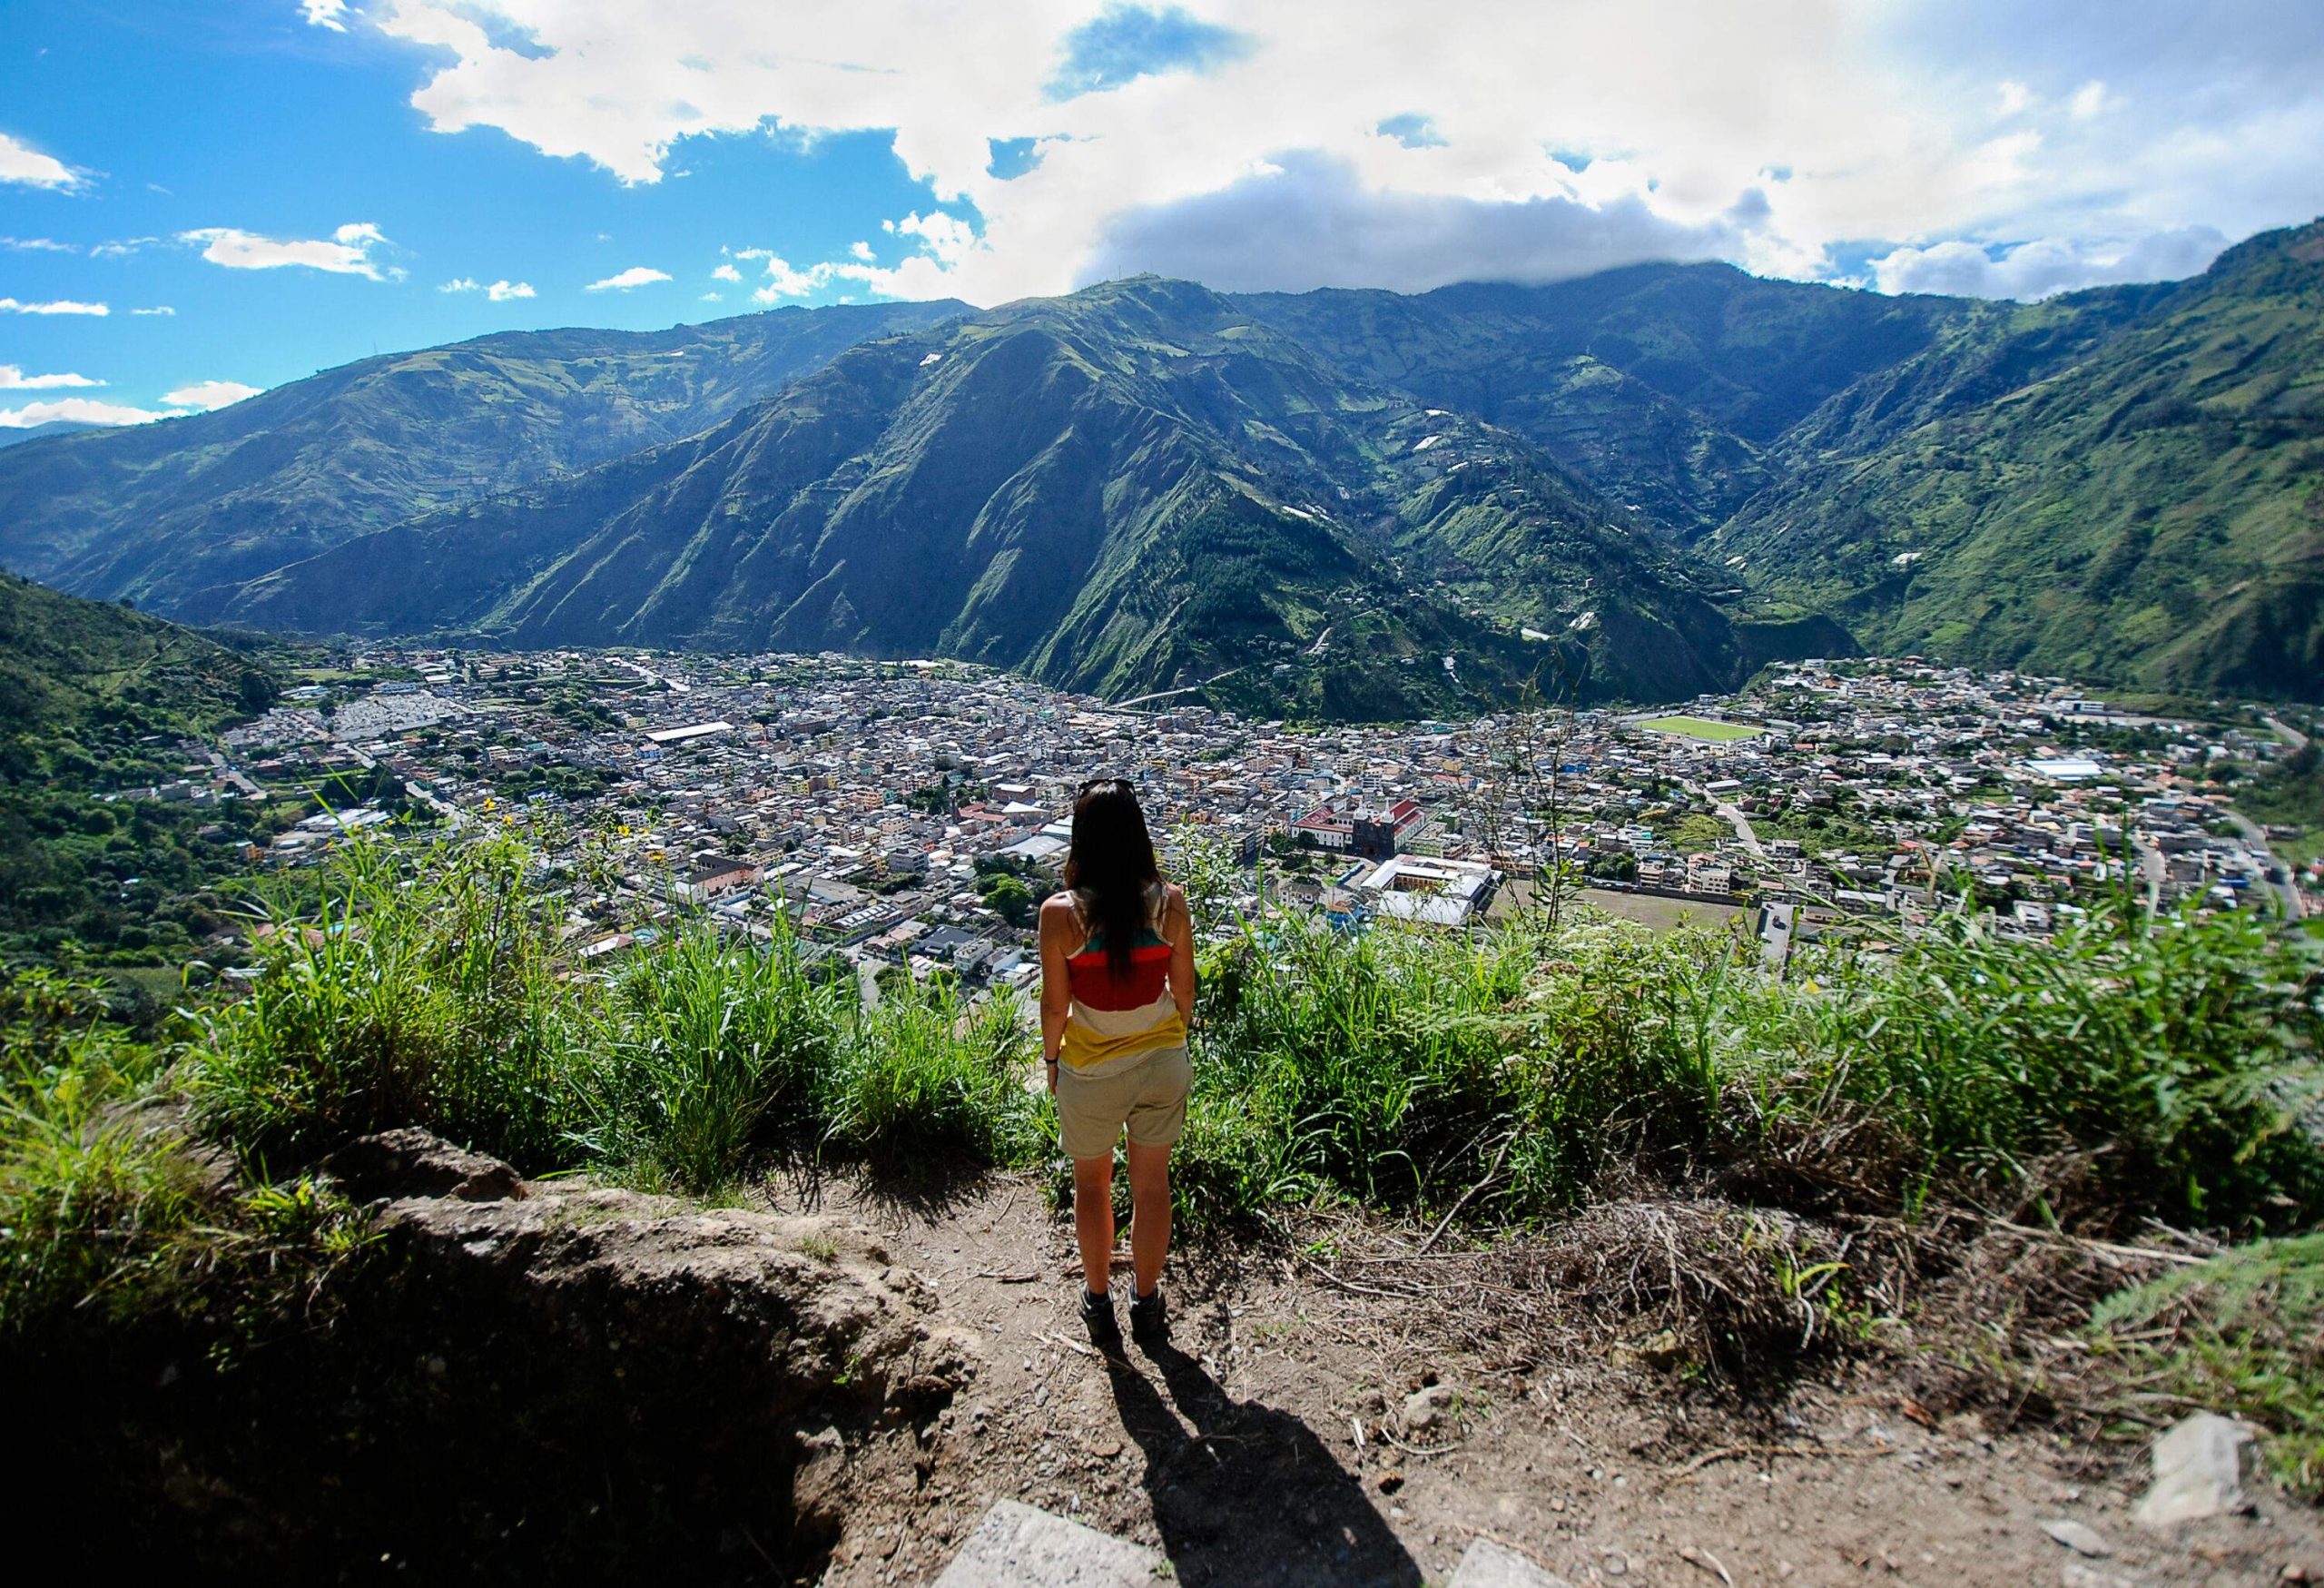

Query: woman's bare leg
[1125,1140,1172,1297]
[1071,1154,1117,1295]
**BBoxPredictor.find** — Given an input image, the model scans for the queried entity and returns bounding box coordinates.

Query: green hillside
[222,279,1800,715]
[0,573,271,774]
[6,232,2322,709]
[0,574,294,972]
[1235,264,1968,536]
[1722,222,2324,696]
[0,301,964,614]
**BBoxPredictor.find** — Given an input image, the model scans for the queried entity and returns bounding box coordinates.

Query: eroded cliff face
[24,1129,980,1583]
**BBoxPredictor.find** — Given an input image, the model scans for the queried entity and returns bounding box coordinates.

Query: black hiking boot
[1080,1287,1121,1348]
[1128,1287,1167,1346]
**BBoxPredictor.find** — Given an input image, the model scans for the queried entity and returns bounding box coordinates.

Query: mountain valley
[3,221,2319,715]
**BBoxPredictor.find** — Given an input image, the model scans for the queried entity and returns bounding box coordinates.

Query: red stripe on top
[1067,940,1171,1011]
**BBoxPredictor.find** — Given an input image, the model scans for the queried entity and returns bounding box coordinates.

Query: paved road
[2223,715,2311,921]
[1114,667,1243,709]
[618,657,691,695]
[1689,786,1765,858]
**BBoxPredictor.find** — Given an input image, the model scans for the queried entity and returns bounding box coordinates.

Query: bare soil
[787,1168,2324,1588]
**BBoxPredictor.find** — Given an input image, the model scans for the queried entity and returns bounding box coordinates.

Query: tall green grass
[194,836,575,1172]
[0,972,208,1328]
[1173,878,2321,1235]
[568,927,839,1191]
[818,981,1046,1169]
[189,834,1049,1195]
[175,831,2324,1239]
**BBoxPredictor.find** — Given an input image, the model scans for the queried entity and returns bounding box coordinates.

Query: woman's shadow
[1101,1332,1421,1587]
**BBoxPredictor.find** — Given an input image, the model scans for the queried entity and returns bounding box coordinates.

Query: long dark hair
[1064,778,1161,981]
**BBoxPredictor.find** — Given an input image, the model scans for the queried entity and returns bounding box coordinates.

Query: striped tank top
[1059,882,1187,1075]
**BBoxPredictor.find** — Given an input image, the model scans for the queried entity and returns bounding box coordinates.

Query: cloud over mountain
[357,0,2324,303]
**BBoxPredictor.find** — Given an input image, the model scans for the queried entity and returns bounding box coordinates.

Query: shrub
[0,972,210,1329]
[817,980,1045,1172]
[566,918,840,1193]
[192,834,576,1172]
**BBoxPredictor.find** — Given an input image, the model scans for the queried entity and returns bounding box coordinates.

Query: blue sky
[5,0,2323,429]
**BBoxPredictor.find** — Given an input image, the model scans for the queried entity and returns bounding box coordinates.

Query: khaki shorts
[1055,1045,1192,1161]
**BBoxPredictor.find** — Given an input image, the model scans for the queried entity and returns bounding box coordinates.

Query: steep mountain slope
[1722,221,2324,698]
[0,571,273,778]
[222,280,1792,715]
[0,301,964,611]
[1234,264,1968,536]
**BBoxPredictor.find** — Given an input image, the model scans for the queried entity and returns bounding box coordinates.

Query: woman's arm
[1038,897,1073,1088]
[1166,883,1196,1024]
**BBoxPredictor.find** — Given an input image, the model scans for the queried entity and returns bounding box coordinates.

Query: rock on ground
[2134,1412,2255,1527]
[1448,1537,1575,1587]
[933,1500,1169,1587]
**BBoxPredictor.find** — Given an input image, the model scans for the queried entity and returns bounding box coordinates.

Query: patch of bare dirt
[792,1169,2324,1588]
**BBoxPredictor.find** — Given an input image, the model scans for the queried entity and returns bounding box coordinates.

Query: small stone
[2062,1565,2136,1588]
[2041,1520,2112,1558]
[1404,1383,1457,1433]
[1390,1504,1409,1523]
[1601,1551,1629,1577]
[2136,1412,2254,1527]
[1638,1328,1685,1368]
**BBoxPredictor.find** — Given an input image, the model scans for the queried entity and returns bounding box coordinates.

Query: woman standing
[1039,779,1196,1346]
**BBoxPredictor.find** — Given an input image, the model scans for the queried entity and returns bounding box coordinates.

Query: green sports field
[1636,715,1764,741]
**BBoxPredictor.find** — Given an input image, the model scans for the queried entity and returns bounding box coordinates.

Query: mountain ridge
[219,277,1790,714]
[3,223,2320,712]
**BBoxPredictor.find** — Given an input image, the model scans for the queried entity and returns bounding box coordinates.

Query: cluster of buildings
[162,646,2312,985]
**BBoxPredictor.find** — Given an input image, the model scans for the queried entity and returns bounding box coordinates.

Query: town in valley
[123,646,2318,992]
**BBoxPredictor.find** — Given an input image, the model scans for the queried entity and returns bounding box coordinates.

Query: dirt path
[773,1170,2322,1588]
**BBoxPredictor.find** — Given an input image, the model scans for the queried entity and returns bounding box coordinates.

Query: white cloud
[1,236,75,252]
[180,222,400,280]
[0,132,78,190]
[700,291,724,301]
[130,305,176,316]
[585,265,671,291]
[849,240,875,261]
[1078,153,1747,293]
[301,0,351,31]
[162,380,265,410]
[749,254,845,301]
[439,276,481,291]
[353,0,2324,303]
[1871,224,2230,298]
[0,297,108,315]
[90,237,159,259]
[0,365,103,390]
[487,278,535,300]
[711,262,743,282]
[0,397,182,429]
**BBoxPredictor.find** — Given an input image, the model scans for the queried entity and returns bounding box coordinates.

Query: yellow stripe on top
[1059,994,1187,1072]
